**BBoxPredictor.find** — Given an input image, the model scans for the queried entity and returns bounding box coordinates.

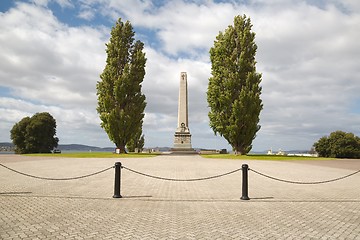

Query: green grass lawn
[201,154,335,161]
[24,152,337,160]
[26,152,160,158]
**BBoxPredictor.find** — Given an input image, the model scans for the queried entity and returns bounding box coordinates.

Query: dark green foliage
[126,128,145,153]
[313,136,330,157]
[207,15,263,155]
[97,18,146,153]
[10,117,30,153]
[313,131,360,158]
[10,112,59,154]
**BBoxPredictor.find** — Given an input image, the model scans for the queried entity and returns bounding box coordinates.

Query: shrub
[10,112,59,154]
[313,131,360,158]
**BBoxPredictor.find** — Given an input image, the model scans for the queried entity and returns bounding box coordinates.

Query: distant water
[0,152,15,154]
[0,150,112,154]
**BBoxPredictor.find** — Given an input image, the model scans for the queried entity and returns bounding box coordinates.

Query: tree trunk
[234,146,246,155]
[116,145,127,154]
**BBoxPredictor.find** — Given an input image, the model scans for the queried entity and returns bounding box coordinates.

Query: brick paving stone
[0,154,359,239]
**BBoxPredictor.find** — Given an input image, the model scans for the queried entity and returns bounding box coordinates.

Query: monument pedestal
[172,130,197,154]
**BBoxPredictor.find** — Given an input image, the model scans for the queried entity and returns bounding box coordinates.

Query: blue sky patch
[0,86,14,98]
[0,0,16,12]
[350,99,360,114]
[47,1,113,28]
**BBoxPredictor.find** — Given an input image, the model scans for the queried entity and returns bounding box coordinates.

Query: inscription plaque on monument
[172,72,195,153]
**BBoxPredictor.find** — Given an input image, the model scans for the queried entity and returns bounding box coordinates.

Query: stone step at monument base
[170,148,198,155]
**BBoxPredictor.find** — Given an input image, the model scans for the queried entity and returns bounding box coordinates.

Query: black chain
[3,161,358,185]
[249,168,360,185]
[122,165,242,181]
[0,163,114,181]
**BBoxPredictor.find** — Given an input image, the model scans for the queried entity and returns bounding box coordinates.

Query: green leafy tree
[207,15,263,155]
[10,112,59,154]
[97,18,146,153]
[126,127,145,153]
[10,117,31,154]
[313,136,330,157]
[314,131,360,158]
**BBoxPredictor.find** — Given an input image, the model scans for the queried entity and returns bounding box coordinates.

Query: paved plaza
[0,154,359,239]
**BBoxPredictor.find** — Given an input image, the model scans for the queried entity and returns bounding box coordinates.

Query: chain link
[2,161,359,185]
[249,168,360,185]
[121,165,242,181]
[0,163,114,181]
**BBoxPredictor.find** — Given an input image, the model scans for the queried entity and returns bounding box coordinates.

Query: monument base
[170,148,198,155]
[173,131,193,148]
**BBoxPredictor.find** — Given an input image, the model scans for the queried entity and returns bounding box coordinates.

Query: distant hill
[56,144,114,152]
[0,142,14,147]
[0,142,15,152]
[0,142,114,152]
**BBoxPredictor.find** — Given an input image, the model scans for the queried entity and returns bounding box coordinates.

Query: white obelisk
[173,72,193,150]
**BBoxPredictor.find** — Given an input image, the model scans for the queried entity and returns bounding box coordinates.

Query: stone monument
[172,72,196,153]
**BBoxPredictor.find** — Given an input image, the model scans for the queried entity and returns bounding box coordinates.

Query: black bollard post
[240,164,250,200]
[113,162,122,198]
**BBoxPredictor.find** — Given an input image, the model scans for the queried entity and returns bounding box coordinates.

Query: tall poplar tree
[207,15,263,155]
[97,19,146,153]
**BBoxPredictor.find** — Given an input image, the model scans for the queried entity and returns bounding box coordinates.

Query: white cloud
[0,2,108,108]
[78,9,95,21]
[32,0,73,8]
[0,95,112,147]
[0,2,112,146]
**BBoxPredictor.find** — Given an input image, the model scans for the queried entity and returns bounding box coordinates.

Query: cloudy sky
[0,0,359,152]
